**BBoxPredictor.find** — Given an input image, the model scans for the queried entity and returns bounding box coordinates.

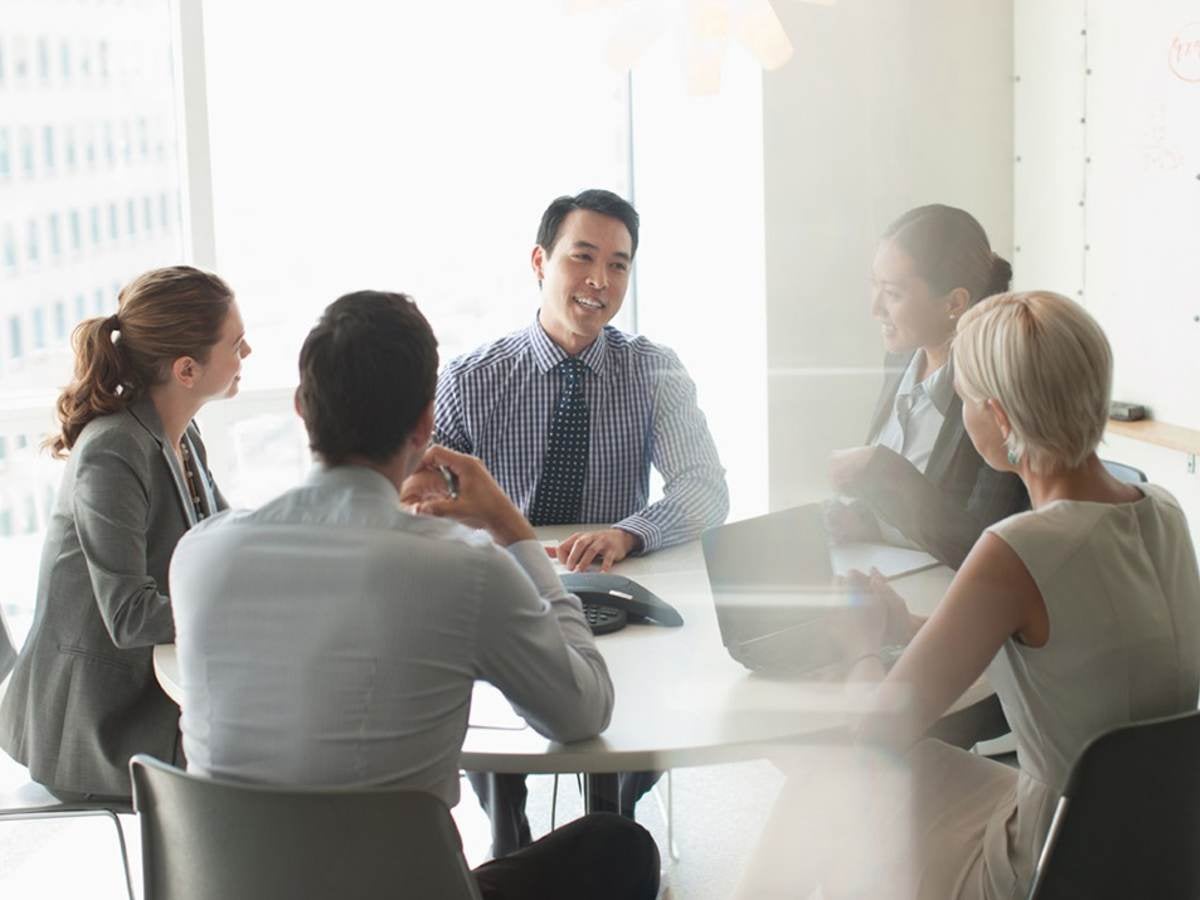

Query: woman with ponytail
[827,204,1028,571]
[0,265,250,800]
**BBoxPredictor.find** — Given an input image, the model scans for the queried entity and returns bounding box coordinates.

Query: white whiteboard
[1087,4,1200,428]
[1015,1,1200,429]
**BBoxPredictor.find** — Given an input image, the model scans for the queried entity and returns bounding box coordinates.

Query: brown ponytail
[882,204,1011,305]
[49,266,234,457]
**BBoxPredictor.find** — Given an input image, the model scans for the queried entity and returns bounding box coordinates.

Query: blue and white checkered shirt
[434,316,729,552]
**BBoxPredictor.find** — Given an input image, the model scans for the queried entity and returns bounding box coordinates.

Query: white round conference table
[154,527,990,781]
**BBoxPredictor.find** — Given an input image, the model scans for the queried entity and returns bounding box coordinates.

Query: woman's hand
[829,446,877,493]
[823,499,882,544]
[845,568,919,645]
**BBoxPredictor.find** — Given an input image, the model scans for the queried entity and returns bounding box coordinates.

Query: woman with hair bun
[0,266,250,800]
[828,204,1028,570]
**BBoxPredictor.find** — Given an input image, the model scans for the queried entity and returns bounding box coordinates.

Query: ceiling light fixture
[565,0,836,95]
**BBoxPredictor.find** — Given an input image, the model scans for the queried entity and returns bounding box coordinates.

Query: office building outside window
[31,308,44,351]
[42,124,54,172]
[8,317,22,360]
[0,0,185,644]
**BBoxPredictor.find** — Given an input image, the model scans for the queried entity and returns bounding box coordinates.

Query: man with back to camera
[435,188,730,854]
[168,291,660,900]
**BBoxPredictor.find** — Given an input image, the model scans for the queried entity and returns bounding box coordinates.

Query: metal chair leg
[651,769,681,862]
[101,808,137,900]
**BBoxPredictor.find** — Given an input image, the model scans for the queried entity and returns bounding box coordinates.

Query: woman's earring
[1007,448,1020,466]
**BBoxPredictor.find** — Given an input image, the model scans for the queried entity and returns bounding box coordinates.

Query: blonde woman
[745,292,1200,898]
[0,266,250,801]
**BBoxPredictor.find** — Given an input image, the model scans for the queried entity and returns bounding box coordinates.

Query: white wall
[632,46,769,522]
[1014,0,1200,541]
[762,0,1015,510]
[1012,0,1087,296]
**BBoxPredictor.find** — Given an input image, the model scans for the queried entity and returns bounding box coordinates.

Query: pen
[436,464,459,500]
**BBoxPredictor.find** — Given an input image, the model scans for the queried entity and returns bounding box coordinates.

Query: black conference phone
[561,573,684,635]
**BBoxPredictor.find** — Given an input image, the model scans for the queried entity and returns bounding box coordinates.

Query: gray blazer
[0,396,224,797]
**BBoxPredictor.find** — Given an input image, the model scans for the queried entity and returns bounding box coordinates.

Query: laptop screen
[701,504,842,650]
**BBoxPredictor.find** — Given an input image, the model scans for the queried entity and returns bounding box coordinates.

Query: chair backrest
[1028,709,1200,899]
[130,755,482,900]
[1101,459,1148,485]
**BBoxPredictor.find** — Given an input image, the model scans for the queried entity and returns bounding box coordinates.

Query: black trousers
[473,812,660,900]
[467,769,663,857]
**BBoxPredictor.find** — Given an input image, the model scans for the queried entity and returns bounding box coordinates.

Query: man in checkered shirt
[434,188,729,856]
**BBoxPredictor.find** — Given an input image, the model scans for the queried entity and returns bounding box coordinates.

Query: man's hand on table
[546,528,641,572]
[400,445,535,547]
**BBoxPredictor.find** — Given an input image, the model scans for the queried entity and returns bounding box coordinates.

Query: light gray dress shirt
[169,465,613,808]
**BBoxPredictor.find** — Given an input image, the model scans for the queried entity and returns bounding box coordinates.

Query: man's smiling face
[533,208,633,355]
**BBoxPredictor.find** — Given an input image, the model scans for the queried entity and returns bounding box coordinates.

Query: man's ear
[412,400,435,448]
[531,244,546,288]
[293,386,304,419]
[172,356,199,389]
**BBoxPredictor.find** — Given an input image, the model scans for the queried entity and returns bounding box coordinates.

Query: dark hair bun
[985,254,1013,298]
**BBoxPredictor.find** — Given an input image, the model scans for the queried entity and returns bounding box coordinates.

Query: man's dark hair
[297,291,439,465]
[536,188,640,258]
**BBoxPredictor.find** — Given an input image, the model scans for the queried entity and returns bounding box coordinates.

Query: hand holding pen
[435,463,459,499]
[400,445,535,547]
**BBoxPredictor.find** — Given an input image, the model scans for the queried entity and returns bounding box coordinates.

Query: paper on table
[830,542,940,580]
[469,681,528,731]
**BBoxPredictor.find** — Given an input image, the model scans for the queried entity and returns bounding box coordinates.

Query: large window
[0,0,185,644]
[193,0,631,505]
[0,0,632,645]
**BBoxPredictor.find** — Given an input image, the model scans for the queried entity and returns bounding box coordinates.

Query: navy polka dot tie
[529,357,589,526]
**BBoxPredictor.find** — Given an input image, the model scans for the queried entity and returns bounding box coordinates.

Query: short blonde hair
[953,291,1112,475]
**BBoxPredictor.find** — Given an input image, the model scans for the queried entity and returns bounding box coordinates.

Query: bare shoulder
[954,531,1047,644]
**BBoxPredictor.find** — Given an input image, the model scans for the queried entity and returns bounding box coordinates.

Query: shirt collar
[304,462,401,501]
[525,312,609,377]
[897,350,955,416]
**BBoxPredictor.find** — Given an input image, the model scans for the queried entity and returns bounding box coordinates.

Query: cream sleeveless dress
[908,483,1200,899]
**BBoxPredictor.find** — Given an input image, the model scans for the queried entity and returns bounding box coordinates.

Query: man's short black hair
[536,188,640,258]
[297,291,438,465]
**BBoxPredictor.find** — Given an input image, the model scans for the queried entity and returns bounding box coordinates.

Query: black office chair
[130,754,482,900]
[0,604,135,899]
[1101,459,1148,484]
[1026,709,1200,899]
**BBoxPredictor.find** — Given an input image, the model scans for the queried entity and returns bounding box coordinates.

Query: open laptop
[700,504,936,675]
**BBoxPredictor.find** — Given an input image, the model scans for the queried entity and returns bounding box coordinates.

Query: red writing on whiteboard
[1169,24,1200,82]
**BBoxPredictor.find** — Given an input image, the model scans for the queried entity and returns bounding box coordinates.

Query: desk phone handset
[561,573,684,636]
